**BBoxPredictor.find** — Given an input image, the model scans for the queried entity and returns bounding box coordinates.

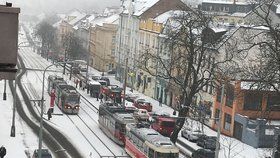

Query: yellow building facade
[89,23,117,72]
[137,18,163,97]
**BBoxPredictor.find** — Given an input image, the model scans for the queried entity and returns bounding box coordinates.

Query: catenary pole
[215,83,225,158]
[122,58,128,107]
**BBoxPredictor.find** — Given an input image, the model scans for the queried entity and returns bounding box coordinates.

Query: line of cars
[181,127,216,158]
[124,93,177,137]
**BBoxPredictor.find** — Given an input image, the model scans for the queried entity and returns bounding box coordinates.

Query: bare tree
[62,32,87,60]
[240,0,280,93]
[139,7,241,143]
[220,136,245,158]
[35,20,57,59]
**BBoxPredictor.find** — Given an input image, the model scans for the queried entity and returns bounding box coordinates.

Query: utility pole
[215,83,225,158]
[3,79,6,100]
[10,77,17,137]
[117,1,124,81]
[122,58,128,107]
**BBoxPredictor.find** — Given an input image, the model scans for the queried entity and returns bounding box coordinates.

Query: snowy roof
[231,12,248,17]
[202,0,249,5]
[57,14,66,19]
[127,123,178,150]
[90,14,119,27]
[64,10,87,26]
[52,20,62,28]
[154,10,183,24]
[211,27,227,33]
[276,4,280,14]
[87,14,96,22]
[122,0,160,16]
[240,81,276,91]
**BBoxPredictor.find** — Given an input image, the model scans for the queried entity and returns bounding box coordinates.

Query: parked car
[32,149,52,158]
[181,128,204,142]
[192,149,215,158]
[197,135,217,150]
[125,93,139,103]
[79,65,87,72]
[124,102,137,112]
[107,69,116,74]
[133,109,149,121]
[133,98,152,112]
[151,116,175,137]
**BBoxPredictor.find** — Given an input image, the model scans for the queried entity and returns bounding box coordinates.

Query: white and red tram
[98,102,136,146]
[125,123,179,158]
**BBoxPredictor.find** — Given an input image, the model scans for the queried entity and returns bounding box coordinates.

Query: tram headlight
[75,106,80,109]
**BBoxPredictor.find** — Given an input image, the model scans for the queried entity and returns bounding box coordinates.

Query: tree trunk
[170,105,189,143]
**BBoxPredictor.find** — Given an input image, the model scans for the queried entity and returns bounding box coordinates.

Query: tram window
[66,97,78,103]
[144,146,148,155]
[156,152,178,158]
[120,124,126,133]
[148,149,154,158]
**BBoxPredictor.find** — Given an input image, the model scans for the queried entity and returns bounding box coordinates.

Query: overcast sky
[1,0,120,14]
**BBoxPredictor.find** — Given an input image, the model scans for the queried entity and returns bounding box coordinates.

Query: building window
[267,94,280,111]
[225,84,234,107]
[215,109,220,124]
[243,92,262,110]
[224,113,231,131]
[216,87,222,102]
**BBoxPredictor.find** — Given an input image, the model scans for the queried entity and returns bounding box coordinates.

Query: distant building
[115,0,186,89]
[57,10,87,43]
[89,14,119,72]
[211,80,280,148]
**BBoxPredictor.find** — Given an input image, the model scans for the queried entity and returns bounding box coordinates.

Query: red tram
[125,123,179,158]
[101,85,123,104]
[47,75,80,114]
[98,102,136,146]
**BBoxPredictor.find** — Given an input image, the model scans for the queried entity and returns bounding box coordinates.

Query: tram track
[9,57,77,158]
[12,26,84,158]
[19,33,128,157]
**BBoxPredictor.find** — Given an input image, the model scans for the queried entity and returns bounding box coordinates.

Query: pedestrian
[158,96,162,107]
[96,92,99,101]
[79,79,82,89]
[50,89,55,111]
[0,146,6,158]
[99,93,104,103]
[75,79,78,88]
[47,108,52,120]
[87,83,90,94]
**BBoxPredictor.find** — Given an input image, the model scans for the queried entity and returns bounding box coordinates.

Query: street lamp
[10,76,17,137]
[215,83,225,158]
[3,79,6,100]
[38,61,76,158]
[38,63,56,158]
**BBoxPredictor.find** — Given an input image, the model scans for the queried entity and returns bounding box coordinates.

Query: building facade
[212,80,280,138]
[89,15,119,72]
[115,0,186,93]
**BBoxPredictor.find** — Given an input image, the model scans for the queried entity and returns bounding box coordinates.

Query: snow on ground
[0,23,274,158]
[178,119,273,158]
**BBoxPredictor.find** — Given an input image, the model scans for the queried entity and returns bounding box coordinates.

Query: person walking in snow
[47,108,52,120]
[158,96,162,107]
[99,93,104,103]
[79,79,82,89]
[75,79,79,88]
[0,146,6,158]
